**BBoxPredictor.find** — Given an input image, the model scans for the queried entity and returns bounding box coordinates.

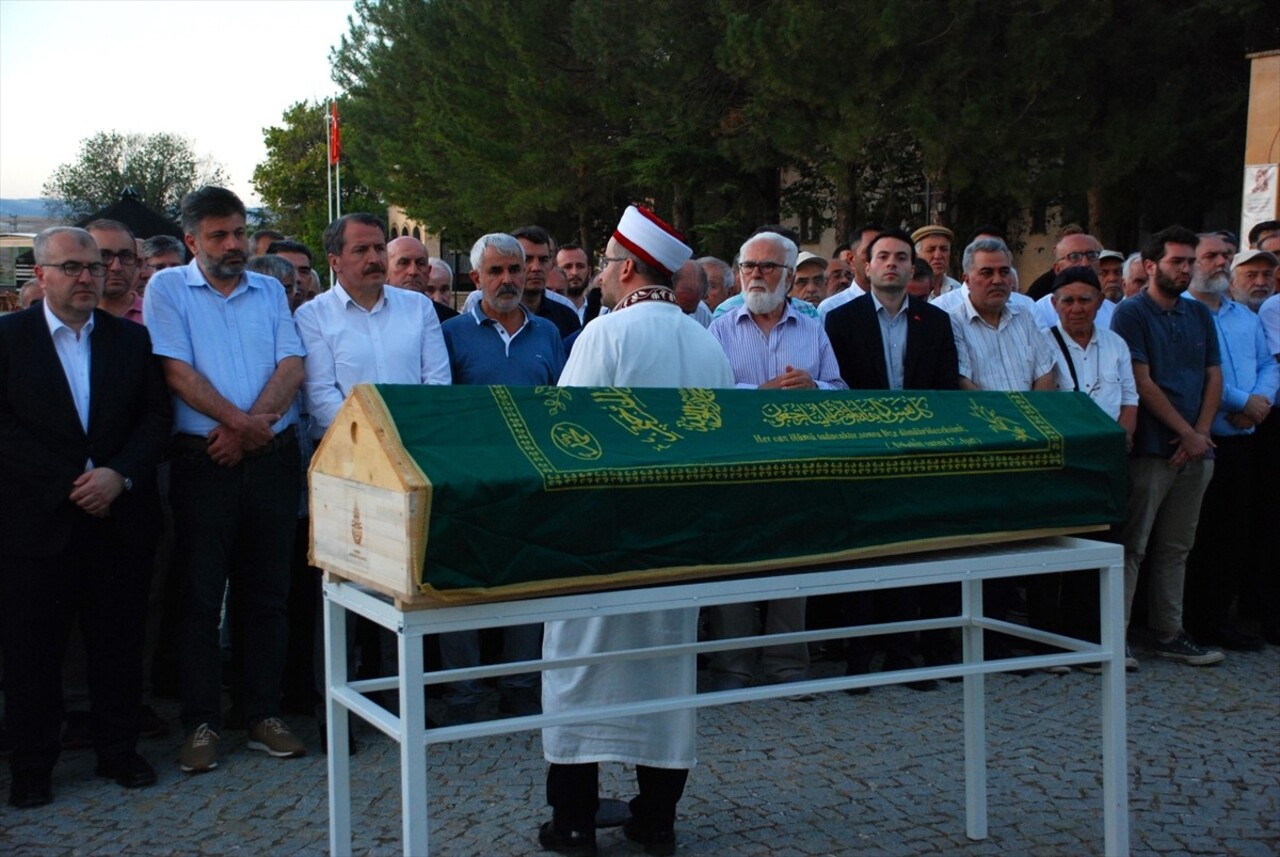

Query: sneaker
[179,723,220,773]
[247,717,306,758]
[1154,632,1224,666]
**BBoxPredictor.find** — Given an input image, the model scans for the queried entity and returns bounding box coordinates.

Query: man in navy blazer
[824,229,960,690]
[824,229,960,391]
[0,226,171,807]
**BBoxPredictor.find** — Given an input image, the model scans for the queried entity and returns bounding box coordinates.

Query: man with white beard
[701,232,843,694]
[1182,234,1279,651]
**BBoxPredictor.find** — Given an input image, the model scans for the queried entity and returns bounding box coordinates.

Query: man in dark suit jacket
[824,229,961,691]
[0,226,171,807]
[824,232,960,391]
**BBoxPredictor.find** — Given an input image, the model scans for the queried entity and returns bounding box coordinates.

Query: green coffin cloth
[364,385,1126,595]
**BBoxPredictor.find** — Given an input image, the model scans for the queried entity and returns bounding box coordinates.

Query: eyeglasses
[739,261,788,274]
[101,249,139,267]
[599,255,628,268]
[1057,250,1101,264]
[42,260,107,278]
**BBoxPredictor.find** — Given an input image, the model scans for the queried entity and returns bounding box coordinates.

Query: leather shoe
[95,752,157,789]
[537,820,597,856]
[9,771,53,808]
[623,817,676,856]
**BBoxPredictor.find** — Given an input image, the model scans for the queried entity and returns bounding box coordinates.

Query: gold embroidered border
[492,387,1067,491]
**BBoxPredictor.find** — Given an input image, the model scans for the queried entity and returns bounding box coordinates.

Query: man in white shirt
[540,206,733,857]
[295,214,450,440]
[949,238,1057,392]
[1038,266,1138,661]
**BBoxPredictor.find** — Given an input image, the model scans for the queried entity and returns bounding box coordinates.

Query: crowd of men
[2,184,1278,856]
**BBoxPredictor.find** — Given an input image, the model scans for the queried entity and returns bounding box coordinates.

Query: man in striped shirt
[703,231,845,692]
[948,237,1057,392]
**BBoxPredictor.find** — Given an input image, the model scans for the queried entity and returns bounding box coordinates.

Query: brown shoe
[247,717,306,758]
[179,723,219,773]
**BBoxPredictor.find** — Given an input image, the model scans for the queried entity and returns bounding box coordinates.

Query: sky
[0,0,356,207]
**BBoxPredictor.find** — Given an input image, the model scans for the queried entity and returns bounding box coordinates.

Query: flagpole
[325,103,334,228]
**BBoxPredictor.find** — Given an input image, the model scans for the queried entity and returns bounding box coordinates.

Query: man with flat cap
[538,206,733,857]
[912,224,961,298]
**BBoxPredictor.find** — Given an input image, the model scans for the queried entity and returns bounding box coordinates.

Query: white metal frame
[323,536,1129,856]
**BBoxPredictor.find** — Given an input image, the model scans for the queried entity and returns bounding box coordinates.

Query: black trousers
[169,437,300,731]
[547,762,688,833]
[1185,434,1255,634]
[1,513,151,778]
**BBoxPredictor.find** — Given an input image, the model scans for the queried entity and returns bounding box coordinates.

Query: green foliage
[42,132,227,221]
[302,0,1263,260]
[251,100,384,276]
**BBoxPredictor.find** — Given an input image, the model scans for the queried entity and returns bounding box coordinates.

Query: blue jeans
[170,436,300,731]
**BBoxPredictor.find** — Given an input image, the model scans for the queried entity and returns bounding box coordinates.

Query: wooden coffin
[309,385,1126,608]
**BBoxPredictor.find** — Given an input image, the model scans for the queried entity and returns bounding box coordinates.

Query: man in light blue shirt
[1183,238,1279,652]
[143,186,308,773]
[703,231,844,693]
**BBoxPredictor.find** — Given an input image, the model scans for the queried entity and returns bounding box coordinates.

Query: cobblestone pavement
[2,637,1277,856]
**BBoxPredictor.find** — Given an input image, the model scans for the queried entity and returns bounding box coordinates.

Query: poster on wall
[1241,164,1278,245]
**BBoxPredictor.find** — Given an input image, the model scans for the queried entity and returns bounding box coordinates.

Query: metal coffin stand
[323,536,1129,856]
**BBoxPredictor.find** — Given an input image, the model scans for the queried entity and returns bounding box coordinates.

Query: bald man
[387,235,458,322]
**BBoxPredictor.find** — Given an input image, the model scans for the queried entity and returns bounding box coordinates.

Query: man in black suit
[824,229,961,691]
[0,226,171,807]
[824,228,960,391]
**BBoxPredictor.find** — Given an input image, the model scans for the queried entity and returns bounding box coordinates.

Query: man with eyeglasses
[1031,232,1115,329]
[1110,226,1225,669]
[540,206,733,857]
[789,251,827,308]
[1027,230,1104,300]
[702,232,843,695]
[0,226,172,807]
[86,219,144,323]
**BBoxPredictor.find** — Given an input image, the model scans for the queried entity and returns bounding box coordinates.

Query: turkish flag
[329,102,340,166]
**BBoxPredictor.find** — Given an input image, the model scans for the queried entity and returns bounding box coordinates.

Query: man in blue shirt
[144,186,308,772]
[1182,239,1279,651]
[1110,226,1224,668]
[437,233,565,724]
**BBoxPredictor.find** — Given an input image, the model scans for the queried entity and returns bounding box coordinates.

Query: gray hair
[469,233,525,270]
[430,258,453,279]
[33,226,97,264]
[961,237,1012,273]
[246,254,296,285]
[696,256,733,288]
[142,234,185,259]
[739,231,798,270]
[1122,252,1143,279]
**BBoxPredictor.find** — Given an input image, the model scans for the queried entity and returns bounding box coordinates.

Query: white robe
[543,299,734,767]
